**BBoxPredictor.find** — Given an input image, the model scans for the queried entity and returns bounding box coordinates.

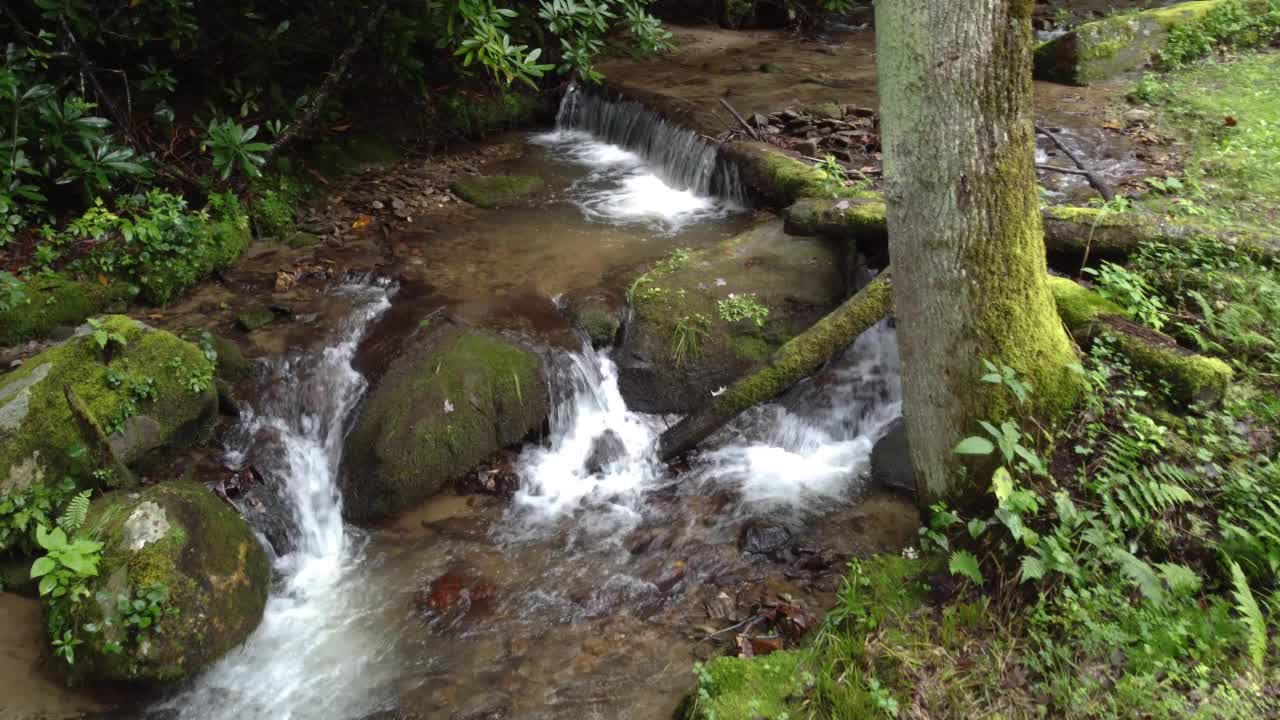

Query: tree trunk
[876,0,1080,507]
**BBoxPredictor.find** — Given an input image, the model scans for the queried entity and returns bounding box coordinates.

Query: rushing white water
[156,285,401,720]
[553,83,746,205]
[532,128,737,230]
[685,320,902,517]
[510,320,902,534]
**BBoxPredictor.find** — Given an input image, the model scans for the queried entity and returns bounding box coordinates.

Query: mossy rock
[0,275,135,347]
[1033,0,1273,85]
[566,291,625,349]
[0,316,217,497]
[340,325,549,522]
[617,220,845,414]
[450,175,546,209]
[135,212,252,306]
[1047,275,1232,404]
[69,481,270,685]
[688,650,804,719]
[235,306,275,332]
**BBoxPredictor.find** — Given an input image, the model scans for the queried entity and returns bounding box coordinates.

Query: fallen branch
[266,1,388,160]
[658,271,893,461]
[1035,124,1116,202]
[1036,163,1095,178]
[719,98,761,141]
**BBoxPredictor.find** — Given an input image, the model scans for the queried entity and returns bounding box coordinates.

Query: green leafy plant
[86,317,128,363]
[204,119,272,179]
[1084,261,1168,331]
[717,293,769,328]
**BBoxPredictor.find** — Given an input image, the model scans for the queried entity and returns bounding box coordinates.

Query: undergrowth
[690,49,1280,719]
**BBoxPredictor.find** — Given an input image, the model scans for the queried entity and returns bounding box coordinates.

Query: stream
[137,89,912,720]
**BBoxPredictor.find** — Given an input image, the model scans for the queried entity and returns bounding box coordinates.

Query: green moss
[689,556,929,719]
[450,174,546,209]
[728,142,872,207]
[784,197,888,242]
[136,212,251,306]
[1049,276,1232,403]
[285,231,322,248]
[728,334,771,363]
[0,275,135,346]
[691,651,803,719]
[75,480,270,684]
[1034,0,1276,85]
[235,306,275,332]
[0,316,216,495]
[1108,322,1234,403]
[342,328,548,521]
[806,101,842,119]
[716,273,892,415]
[1047,274,1125,327]
[437,89,541,139]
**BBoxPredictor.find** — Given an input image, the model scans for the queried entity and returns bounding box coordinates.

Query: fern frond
[57,490,93,534]
[1110,548,1166,605]
[1229,560,1267,671]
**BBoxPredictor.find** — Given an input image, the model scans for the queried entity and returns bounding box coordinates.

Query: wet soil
[0,593,110,720]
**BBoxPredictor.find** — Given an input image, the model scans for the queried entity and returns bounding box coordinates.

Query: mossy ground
[135,212,252,306]
[0,316,216,494]
[74,480,269,684]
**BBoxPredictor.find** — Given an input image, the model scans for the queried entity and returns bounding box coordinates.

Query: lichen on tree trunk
[876,0,1081,507]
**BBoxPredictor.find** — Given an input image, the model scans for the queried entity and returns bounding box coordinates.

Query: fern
[1110,548,1166,605]
[57,490,93,534]
[1228,560,1268,670]
[1093,435,1195,531]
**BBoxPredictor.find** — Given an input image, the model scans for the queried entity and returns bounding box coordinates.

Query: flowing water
[139,91,913,720]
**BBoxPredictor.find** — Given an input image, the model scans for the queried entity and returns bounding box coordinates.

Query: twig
[719,98,761,141]
[266,1,389,160]
[1035,163,1094,178]
[1035,124,1116,201]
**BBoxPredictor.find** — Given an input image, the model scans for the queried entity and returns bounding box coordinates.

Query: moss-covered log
[784,199,1279,262]
[657,271,892,461]
[1047,276,1232,404]
[722,141,877,207]
[1033,0,1274,86]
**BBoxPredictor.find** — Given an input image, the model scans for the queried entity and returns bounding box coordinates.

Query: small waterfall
[508,346,667,539]
[508,321,902,536]
[555,83,747,205]
[156,283,401,720]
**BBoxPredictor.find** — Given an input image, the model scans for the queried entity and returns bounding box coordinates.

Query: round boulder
[70,480,270,685]
[341,326,549,522]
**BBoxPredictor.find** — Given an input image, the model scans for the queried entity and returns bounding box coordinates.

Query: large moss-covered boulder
[617,220,845,414]
[69,481,270,684]
[1033,0,1273,85]
[0,316,217,496]
[450,174,545,209]
[0,275,135,347]
[340,326,549,522]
